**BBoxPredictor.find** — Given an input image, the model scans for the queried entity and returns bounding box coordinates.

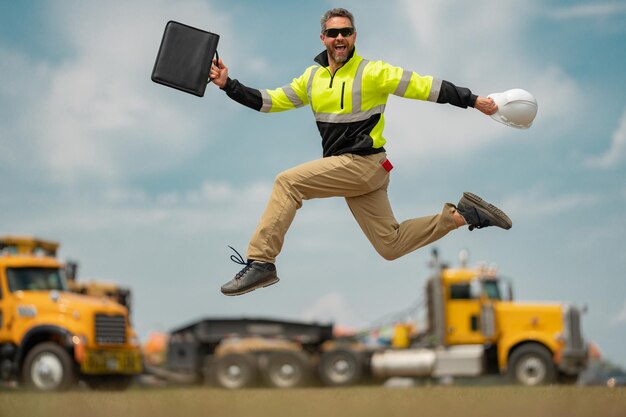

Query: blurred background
[1,0,625,374]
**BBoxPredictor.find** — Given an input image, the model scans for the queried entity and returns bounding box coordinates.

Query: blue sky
[1,0,626,368]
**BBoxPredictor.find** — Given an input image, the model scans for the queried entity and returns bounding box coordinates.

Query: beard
[331,51,348,64]
[327,44,352,65]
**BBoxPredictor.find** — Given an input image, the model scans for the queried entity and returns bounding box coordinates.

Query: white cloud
[0,1,249,185]
[35,2,223,183]
[400,0,530,66]
[585,108,626,169]
[299,292,362,327]
[612,300,626,326]
[359,0,584,164]
[0,47,50,171]
[81,179,272,233]
[502,188,603,218]
[548,3,626,19]
[0,0,587,182]
[529,65,584,130]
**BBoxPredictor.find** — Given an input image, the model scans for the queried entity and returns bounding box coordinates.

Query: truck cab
[0,236,142,391]
[426,253,588,385]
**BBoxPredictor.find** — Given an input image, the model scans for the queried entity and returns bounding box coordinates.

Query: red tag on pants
[381,158,393,172]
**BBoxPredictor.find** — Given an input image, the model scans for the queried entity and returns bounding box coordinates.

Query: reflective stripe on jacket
[223,48,476,157]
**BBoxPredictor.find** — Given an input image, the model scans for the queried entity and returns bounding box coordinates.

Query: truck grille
[565,307,584,350]
[95,314,127,345]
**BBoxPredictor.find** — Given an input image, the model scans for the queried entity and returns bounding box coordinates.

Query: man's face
[320,16,356,65]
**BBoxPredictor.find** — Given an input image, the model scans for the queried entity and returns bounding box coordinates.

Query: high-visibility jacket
[223,48,477,157]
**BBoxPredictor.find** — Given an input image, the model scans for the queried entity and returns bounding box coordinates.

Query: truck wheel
[212,353,257,389]
[319,349,363,387]
[22,342,76,392]
[508,344,556,386]
[263,351,310,388]
[84,375,135,391]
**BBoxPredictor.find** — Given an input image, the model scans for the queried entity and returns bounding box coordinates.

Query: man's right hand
[210,58,228,89]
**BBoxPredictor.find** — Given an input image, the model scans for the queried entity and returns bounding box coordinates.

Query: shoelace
[228,246,252,279]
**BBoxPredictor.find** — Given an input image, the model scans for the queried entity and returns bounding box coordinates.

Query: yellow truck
[65,261,133,316]
[368,250,588,385]
[158,250,588,388]
[0,236,142,391]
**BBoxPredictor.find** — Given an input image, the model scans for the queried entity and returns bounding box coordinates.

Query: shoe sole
[463,192,512,229]
[222,276,280,296]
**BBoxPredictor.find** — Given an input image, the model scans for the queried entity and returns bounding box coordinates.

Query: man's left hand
[475,96,498,116]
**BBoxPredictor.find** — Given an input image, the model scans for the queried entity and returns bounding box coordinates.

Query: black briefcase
[151,21,220,97]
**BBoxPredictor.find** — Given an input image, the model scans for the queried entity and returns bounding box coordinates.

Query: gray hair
[320,8,355,32]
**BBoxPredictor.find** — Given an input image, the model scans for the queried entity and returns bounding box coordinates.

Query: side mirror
[496,277,514,301]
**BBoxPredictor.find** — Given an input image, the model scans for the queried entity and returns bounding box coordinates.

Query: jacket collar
[314,47,357,68]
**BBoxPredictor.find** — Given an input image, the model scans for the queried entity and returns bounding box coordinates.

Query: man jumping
[210,8,512,296]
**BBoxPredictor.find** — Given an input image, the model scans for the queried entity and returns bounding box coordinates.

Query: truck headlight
[72,334,89,363]
[72,334,88,346]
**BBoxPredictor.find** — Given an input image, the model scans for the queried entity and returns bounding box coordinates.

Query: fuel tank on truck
[371,345,484,379]
[371,349,436,378]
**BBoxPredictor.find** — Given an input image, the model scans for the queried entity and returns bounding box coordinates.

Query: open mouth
[334,44,347,53]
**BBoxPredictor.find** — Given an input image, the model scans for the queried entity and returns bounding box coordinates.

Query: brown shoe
[456,192,512,231]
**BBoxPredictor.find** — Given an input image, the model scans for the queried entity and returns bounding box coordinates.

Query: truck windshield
[6,267,68,292]
[483,280,502,300]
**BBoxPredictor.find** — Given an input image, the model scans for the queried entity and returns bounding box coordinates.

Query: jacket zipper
[327,69,335,88]
[325,66,346,108]
[340,82,345,110]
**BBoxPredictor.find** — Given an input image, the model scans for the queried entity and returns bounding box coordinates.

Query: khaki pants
[247,153,458,263]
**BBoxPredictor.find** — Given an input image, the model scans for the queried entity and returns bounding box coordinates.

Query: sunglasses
[323,27,354,38]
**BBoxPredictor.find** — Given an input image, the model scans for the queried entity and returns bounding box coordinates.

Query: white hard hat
[488,88,538,129]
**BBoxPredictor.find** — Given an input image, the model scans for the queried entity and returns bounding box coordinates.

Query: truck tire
[318,349,363,387]
[507,343,556,386]
[84,375,135,391]
[212,353,258,389]
[22,342,77,392]
[262,351,311,388]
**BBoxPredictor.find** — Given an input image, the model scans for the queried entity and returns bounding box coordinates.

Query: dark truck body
[164,317,335,384]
